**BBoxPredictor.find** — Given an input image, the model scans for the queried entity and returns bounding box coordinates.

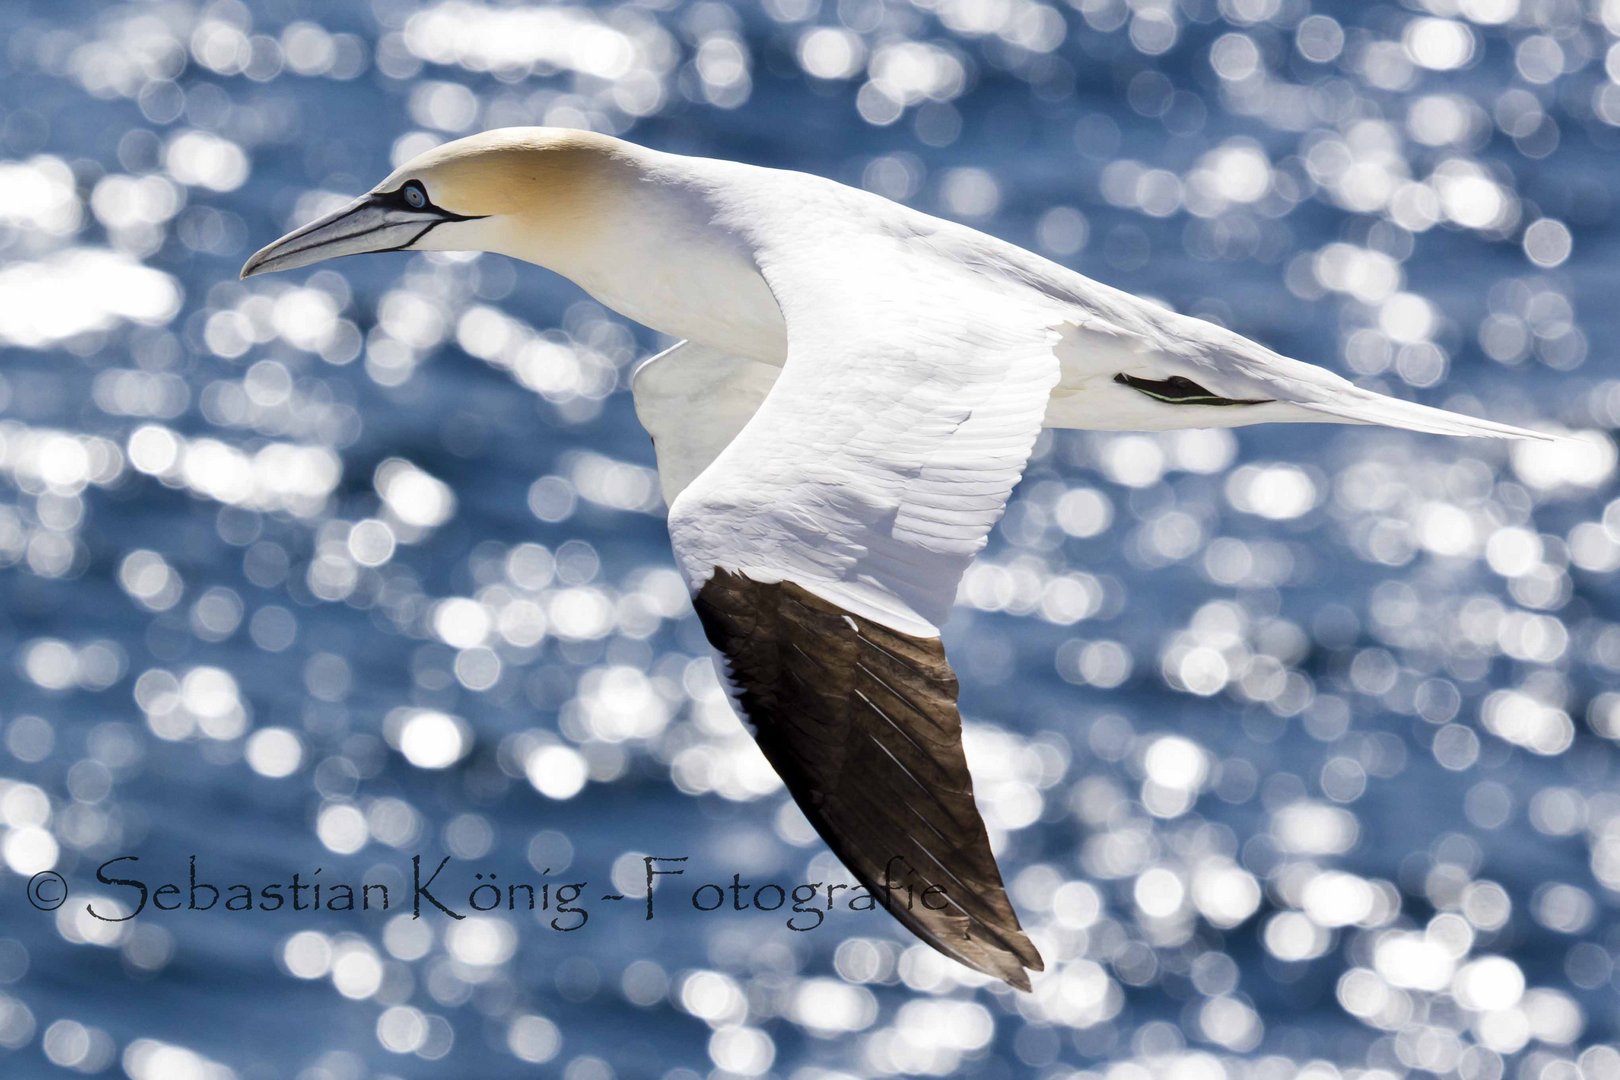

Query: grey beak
[240,192,449,279]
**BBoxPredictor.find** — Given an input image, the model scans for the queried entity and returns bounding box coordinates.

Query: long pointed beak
[240,193,447,279]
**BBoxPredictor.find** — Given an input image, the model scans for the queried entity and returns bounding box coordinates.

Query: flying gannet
[242,127,1551,991]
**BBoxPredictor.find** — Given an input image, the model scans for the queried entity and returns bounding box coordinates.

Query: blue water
[0,0,1617,1076]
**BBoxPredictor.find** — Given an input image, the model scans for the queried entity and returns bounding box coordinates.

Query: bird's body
[243,128,1552,991]
[391,131,1541,439]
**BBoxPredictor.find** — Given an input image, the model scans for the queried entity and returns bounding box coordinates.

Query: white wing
[667,232,1065,636]
[663,226,1063,988]
[631,341,779,503]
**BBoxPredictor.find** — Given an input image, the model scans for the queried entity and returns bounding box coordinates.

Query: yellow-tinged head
[240,127,634,279]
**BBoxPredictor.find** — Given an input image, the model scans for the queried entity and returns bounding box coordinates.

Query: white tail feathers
[1293,387,1556,442]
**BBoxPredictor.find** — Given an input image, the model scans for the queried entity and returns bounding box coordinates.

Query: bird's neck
[474,148,788,362]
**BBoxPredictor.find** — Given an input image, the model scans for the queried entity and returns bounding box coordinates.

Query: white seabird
[243,127,1551,990]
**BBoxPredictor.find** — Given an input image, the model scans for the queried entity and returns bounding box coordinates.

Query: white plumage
[242,127,1555,989]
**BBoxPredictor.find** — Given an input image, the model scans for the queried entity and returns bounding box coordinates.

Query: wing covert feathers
[693,568,1043,990]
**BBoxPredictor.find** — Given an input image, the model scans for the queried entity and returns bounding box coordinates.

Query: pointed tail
[1292,386,1556,441]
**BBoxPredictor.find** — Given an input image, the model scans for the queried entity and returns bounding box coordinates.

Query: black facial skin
[370,179,486,253]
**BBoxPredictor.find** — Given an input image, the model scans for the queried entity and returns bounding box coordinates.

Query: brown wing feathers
[692,568,1044,990]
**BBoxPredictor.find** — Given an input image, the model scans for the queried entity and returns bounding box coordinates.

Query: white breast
[562,163,789,363]
[575,236,786,362]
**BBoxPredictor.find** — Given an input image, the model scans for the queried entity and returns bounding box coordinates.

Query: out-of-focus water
[0,0,1617,1076]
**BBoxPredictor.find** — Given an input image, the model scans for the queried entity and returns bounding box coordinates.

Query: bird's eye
[402,182,428,210]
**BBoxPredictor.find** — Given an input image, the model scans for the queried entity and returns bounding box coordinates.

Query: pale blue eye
[403,182,427,209]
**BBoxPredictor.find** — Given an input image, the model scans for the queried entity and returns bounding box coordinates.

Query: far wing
[631,341,779,503]
[665,227,1064,988]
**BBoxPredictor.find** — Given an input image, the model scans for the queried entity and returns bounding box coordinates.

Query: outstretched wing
[663,222,1066,988]
[693,569,1042,988]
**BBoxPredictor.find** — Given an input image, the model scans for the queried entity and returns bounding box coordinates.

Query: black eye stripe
[378,180,487,222]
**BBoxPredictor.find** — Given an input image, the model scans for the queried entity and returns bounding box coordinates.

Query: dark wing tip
[694,568,1043,991]
[951,929,1043,991]
[1113,371,1272,407]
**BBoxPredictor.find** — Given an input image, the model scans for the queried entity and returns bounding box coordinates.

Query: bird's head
[240,127,629,279]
